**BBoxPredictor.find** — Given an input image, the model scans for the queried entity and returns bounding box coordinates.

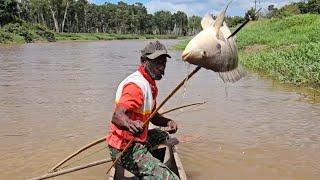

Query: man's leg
[146,128,169,148]
[136,144,180,180]
[108,143,180,180]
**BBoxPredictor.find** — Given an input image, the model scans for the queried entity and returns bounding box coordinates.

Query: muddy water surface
[0,40,319,180]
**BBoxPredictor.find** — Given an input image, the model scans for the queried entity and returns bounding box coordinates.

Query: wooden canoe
[109,139,187,180]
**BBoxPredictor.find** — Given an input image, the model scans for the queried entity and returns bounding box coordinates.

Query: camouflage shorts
[108,129,180,180]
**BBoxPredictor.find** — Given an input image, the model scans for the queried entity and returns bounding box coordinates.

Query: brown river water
[0,40,320,180]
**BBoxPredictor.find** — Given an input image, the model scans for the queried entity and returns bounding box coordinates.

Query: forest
[0,0,319,43]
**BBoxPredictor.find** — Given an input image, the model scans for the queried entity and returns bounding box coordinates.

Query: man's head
[140,41,171,80]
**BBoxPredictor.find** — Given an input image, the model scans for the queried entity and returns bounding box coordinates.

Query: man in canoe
[106,41,180,179]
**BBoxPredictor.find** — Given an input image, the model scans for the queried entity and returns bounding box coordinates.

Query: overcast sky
[92,0,301,17]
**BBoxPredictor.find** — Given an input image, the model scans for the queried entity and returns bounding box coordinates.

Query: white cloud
[145,0,302,17]
[145,0,208,17]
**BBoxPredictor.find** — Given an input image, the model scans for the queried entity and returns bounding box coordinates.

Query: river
[0,40,319,180]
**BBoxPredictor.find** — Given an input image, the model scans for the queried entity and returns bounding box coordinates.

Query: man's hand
[150,113,178,134]
[165,120,178,134]
[126,120,144,136]
[112,106,144,136]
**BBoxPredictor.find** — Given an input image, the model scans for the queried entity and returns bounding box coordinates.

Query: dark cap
[141,41,171,59]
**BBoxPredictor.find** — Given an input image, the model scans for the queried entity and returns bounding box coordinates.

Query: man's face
[144,55,167,80]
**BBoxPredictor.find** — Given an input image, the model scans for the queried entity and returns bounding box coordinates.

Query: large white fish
[182,1,245,82]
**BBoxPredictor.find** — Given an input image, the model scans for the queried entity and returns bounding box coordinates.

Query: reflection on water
[0,40,320,180]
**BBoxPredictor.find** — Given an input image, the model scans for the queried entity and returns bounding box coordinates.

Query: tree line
[1,0,202,35]
[245,0,319,20]
[1,0,319,36]
[265,0,319,18]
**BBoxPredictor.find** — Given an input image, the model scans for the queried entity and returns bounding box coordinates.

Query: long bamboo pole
[227,8,261,39]
[106,66,202,174]
[49,137,105,172]
[160,101,206,115]
[29,159,112,180]
[31,101,207,180]
[49,98,205,173]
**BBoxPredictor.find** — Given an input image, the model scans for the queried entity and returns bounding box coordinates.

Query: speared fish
[182,0,245,83]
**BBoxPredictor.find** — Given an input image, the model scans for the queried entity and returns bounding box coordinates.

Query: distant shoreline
[55,33,186,41]
[0,31,188,45]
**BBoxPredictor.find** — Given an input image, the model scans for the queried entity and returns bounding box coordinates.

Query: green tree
[172,11,187,35]
[187,15,201,35]
[226,16,245,27]
[0,0,20,26]
[245,7,259,20]
[4,0,258,36]
[153,10,172,34]
[266,4,279,18]
[278,4,301,17]
[306,0,320,14]
[133,2,149,34]
[28,0,49,26]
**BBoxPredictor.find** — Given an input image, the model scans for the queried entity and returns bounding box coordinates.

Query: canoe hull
[109,143,187,180]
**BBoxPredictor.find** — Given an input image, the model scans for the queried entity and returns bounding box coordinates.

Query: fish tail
[218,66,246,83]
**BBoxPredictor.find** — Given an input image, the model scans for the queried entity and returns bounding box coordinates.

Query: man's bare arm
[150,113,171,127]
[151,113,178,134]
[111,106,143,135]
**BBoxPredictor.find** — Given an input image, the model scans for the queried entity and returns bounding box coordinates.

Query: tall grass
[236,14,320,49]
[242,42,320,87]
[174,39,190,50]
[238,14,320,88]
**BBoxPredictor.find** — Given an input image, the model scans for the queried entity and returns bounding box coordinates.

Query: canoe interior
[109,142,187,180]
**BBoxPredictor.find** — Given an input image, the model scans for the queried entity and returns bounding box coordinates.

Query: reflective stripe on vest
[115,71,154,115]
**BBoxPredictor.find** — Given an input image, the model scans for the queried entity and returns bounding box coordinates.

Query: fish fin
[201,13,215,29]
[214,0,233,37]
[218,65,246,83]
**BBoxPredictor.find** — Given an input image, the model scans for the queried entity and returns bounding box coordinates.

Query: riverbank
[0,23,55,44]
[175,14,320,89]
[55,33,183,41]
[0,22,184,44]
